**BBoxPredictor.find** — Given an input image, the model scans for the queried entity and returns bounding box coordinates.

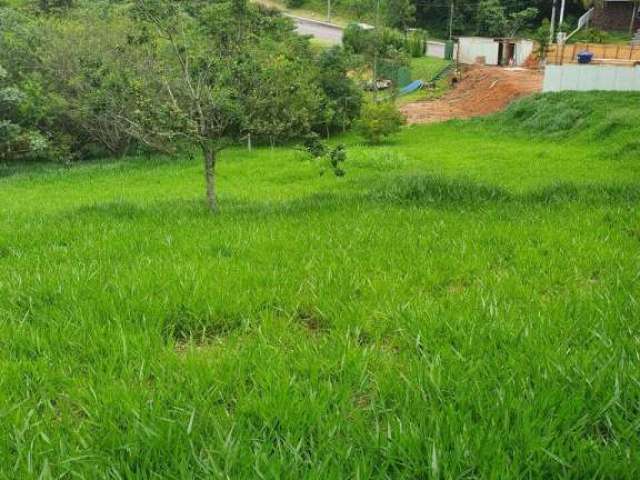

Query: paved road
[288,15,343,44]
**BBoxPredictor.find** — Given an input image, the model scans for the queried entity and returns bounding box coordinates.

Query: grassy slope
[1,92,640,478]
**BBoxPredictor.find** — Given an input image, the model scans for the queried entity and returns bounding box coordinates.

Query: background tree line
[287,0,585,38]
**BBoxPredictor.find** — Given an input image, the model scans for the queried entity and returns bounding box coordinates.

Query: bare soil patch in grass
[401,66,543,124]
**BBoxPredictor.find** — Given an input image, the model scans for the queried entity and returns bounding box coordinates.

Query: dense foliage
[356,100,405,143]
[0,0,362,165]
[0,65,48,162]
[286,0,584,38]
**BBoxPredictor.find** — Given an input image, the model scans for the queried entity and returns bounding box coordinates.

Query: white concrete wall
[426,41,446,58]
[457,37,499,65]
[514,40,534,66]
[425,41,458,59]
[543,64,640,91]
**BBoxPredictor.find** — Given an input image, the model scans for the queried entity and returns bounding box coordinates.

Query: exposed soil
[401,66,543,124]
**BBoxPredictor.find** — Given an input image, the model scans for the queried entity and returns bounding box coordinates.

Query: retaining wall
[543,64,640,91]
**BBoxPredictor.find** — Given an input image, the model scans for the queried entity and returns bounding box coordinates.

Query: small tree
[533,18,551,61]
[132,0,246,211]
[131,0,321,212]
[316,46,362,134]
[356,100,405,144]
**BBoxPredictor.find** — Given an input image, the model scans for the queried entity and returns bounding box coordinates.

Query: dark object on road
[577,51,593,64]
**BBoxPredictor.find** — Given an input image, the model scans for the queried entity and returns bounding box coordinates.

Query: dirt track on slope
[401,66,543,125]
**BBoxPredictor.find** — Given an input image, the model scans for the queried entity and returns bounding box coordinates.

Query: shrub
[316,46,362,132]
[380,27,406,52]
[405,30,426,58]
[356,101,405,144]
[0,66,50,162]
[576,28,608,44]
[533,19,550,60]
[343,23,412,58]
[343,23,371,55]
[303,133,347,176]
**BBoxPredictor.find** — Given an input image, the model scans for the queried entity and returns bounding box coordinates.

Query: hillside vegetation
[2,92,640,478]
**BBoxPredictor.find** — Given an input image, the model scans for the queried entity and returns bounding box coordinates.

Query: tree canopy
[0,0,363,210]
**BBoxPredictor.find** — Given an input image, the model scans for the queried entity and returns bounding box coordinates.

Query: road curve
[287,15,343,44]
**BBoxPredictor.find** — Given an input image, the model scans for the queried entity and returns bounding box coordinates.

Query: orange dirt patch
[401,66,543,125]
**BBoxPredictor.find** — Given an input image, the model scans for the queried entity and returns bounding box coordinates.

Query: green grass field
[2,92,640,478]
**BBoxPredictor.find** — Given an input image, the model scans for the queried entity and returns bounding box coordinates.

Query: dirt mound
[401,66,543,124]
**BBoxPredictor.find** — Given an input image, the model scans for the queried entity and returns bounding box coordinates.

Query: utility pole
[549,0,557,44]
[449,1,454,40]
[558,0,566,43]
[559,0,566,27]
[629,0,639,36]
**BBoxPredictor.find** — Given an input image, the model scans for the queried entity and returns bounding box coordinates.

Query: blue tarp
[399,80,423,95]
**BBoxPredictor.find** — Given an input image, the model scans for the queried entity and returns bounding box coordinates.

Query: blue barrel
[577,51,593,64]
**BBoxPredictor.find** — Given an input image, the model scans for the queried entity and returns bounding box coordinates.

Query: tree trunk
[202,144,217,212]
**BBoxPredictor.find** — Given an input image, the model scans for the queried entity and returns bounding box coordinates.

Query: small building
[591,0,640,32]
[456,37,534,67]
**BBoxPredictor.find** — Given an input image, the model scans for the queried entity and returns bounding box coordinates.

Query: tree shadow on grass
[63,174,640,223]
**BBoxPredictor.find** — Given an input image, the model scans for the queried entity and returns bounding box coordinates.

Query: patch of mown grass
[1,92,640,478]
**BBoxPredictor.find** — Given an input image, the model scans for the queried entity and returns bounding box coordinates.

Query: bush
[356,101,405,144]
[316,46,362,132]
[343,23,413,58]
[570,28,612,44]
[380,27,406,52]
[285,0,306,8]
[0,66,50,162]
[405,29,426,58]
[303,133,347,176]
[343,23,371,55]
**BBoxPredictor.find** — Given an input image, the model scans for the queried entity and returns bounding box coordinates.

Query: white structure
[513,40,535,66]
[456,37,534,67]
[544,64,640,91]
[426,40,447,59]
[425,40,459,59]
[457,37,500,65]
